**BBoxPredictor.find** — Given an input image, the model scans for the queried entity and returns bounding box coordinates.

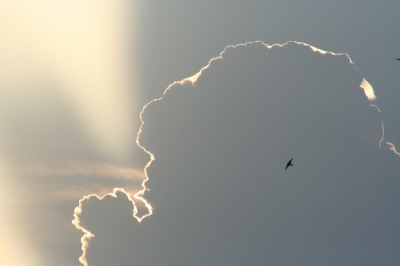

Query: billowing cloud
[74,41,400,265]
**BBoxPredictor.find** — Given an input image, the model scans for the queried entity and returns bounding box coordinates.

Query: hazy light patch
[0,1,141,264]
[0,158,48,266]
[13,161,145,202]
[18,161,146,181]
[0,0,139,162]
[26,185,142,204]
[360,78,376,100]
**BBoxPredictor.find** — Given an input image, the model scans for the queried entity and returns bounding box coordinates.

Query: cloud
[385,142,400,156]
[73,188,138,266]
[74,41,400,265]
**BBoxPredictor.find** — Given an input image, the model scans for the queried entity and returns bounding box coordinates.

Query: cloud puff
[74,41,400,265]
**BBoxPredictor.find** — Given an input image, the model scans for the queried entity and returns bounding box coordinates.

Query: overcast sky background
[1,1,399,265]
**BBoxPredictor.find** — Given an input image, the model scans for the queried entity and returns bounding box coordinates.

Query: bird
[285,158,293,170]
[397,58,400,60]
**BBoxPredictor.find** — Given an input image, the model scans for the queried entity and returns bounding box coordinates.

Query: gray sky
[0,1,399,265]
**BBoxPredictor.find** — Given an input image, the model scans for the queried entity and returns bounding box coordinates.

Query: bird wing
[285,158,293,170]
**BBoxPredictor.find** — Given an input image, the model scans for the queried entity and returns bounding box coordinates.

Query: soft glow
[0,0,139,162]
[20,161,146,180]
[0,1,140,265]
[360,78,376,100]
[0,158,47,266]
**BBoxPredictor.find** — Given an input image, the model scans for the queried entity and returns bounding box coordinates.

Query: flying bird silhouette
[285,158,293,170]
[397,58,400,60]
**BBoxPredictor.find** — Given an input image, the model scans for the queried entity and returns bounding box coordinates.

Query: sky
[0,1,399,265]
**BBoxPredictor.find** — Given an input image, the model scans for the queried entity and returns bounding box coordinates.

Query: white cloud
[385,142,400,156]
[74,41,400,265]
[359,78,376,100]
